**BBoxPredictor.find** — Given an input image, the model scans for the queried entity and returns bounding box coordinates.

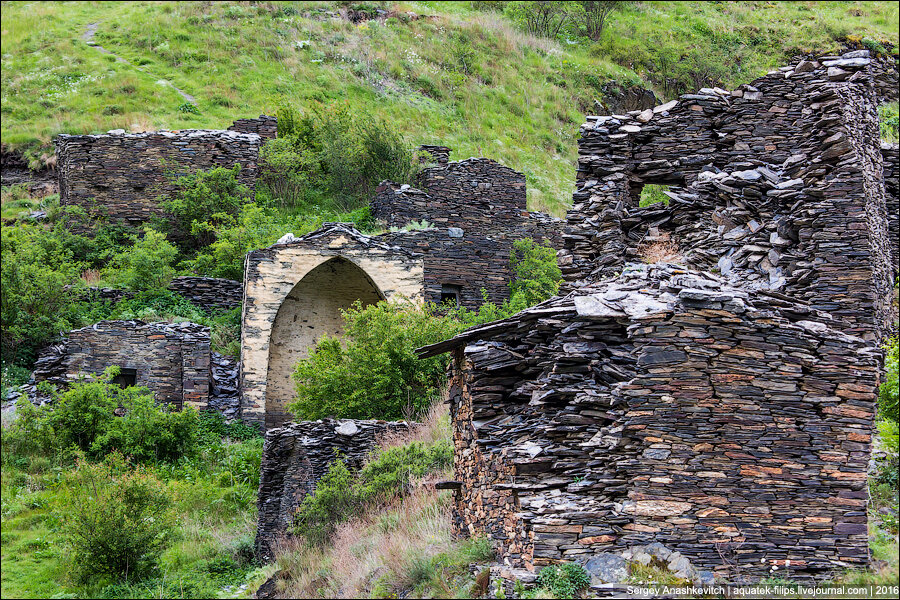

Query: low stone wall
[883,142,899,276]
[56,129,260,225]
[255,419,414,561]
[229,115,277,140]
[168,276,243,312]
[419,264,881,582]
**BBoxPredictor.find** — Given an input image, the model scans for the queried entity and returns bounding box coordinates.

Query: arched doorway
[264,256,385,429]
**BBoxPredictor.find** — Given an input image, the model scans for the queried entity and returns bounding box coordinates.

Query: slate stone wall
[882,142,899,276]
[168,276,244,312]
[30,320,211,411]
[56,130,260,225]
[559,51,896,342]
[421,264,881,582]
[255,419,414,561]
[228,115,277,140]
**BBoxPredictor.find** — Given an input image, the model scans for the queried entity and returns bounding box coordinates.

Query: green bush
[103,229,178,291]
[879,336,898,422]
[61,452,175,584]
[263,103,419,211]
[290,300,463,420]
[91,393,200,463]
[876,418,899,489]
[160,165,251,246]
[1,222,88,363]
[536,562,591,599]
[8,370,201,464]
[880,102,899,143]
[293,439,452,544]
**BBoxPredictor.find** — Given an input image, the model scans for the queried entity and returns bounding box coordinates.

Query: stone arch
[263,256,385,429]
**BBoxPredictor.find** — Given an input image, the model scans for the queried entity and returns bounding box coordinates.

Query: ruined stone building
[28,320,240,418]
[418,264,881,581]
[414,50,898,582]
[558,50,898,342]
[241,149,564,429]
[55,124,263,226]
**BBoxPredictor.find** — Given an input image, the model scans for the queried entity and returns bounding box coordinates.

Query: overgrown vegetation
[290,237,562,421]
[1,372,263,597]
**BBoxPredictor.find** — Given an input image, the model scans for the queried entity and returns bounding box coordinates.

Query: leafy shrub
[8,370,201,464]
[639,184,670,207]
[161,165,251,246]
[103,228,178,291]
[880,336,898,422]
[290,300,463,420]
[263,103,419,211]
[91,392,200,463]
[536,562,591,599]
[508,238,562,306]
[879,102,899,143]
[876,418,898,489]
[177,102,200,114]
[61,452,175,584]
[293,439,452,544]
[1,222,88,363]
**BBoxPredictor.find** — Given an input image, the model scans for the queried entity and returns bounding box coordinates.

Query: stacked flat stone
[209,352,241,420]
[56,129,260,226]
[255,418,415,561]
[28,320,211,411]
[168,276,243,312]
[228,115,277,140]
[417,263,881,582]
[370,151,564,307]
[882,142,899,276]
[559,51,897,342]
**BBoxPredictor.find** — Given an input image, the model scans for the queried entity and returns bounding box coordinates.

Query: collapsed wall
[167,276,244,312]
[559,50,896,342]
[55,129,260,225]
[418,264,881,581]
[255,418,414,561]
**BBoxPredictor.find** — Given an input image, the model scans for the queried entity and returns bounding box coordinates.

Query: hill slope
[1,1,897,215]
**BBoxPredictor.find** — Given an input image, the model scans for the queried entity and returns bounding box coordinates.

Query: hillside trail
[81,22,197,105]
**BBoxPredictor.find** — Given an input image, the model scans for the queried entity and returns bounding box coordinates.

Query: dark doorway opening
[440,284,462,307]
[111,368,137,388]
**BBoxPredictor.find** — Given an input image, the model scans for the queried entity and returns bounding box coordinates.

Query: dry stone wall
[29,320,211,411]
[168,276,244,312]
[882,142,899,276]
[255,418,414,561]
[228,115,277,140]
[418,264,881,582]
[56,129,260,225]
[559,51,896,342]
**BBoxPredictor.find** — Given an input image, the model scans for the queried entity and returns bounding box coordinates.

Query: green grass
[2,1,897,215]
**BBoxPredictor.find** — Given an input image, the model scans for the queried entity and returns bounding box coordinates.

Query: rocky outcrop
[255,419,414,561]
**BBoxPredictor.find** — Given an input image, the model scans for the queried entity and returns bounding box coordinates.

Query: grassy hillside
[1,1,897,215]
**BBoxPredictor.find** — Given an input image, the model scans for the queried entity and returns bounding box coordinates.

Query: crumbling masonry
[418,50,898,582]
[241,150,564,430]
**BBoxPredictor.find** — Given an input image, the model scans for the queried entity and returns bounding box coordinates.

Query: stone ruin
[414,50,899,583]
[254,418,413,561]
[241,150,564,430]
[25,320,240,419]
[55,120,267,227]
[418,263,881,581]
[228,115,278,140]
[559,50,898,342]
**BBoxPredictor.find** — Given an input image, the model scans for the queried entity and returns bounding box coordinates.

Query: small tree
[580,1,624,41]
[161,165,251,246]
[507,1,573,39]
[62,452,175,583]
[509,238,562,306]
[103,228,178,291]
